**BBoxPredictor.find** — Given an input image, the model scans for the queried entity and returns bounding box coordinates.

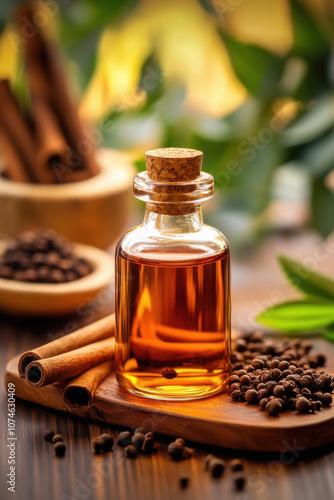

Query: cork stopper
[145,148,203,182]
[143,148,204,215]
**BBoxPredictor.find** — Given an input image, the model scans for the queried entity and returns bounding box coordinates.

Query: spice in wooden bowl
[0,229,93,283]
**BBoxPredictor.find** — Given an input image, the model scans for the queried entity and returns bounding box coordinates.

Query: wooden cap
[145,148,203,182]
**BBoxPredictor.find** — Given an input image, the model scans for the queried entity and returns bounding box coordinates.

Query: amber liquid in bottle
[115,244,230,400]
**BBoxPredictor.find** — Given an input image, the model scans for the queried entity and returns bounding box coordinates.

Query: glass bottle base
[116,369,229,401]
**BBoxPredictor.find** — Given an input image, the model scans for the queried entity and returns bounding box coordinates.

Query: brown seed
[175,437,186,446]
[125,445,138,458]
[183,447,195,459]
[117,431,132,446]
[52,434,64,444]
[209,458,225,478]
[296,397,311,413]
[245,389,258,404]
[230,458,243,472]
[273,385,285,398]
[44,429,55,442]
[179,477,189,489]
[162,367,177,379]
[168,441,184,460]
[231,390,242,401]
[54,442,66,457]
[131,433,145,450]
[142,433,155,453]
[234,472,246,490]
[99,433,114,451]
[321,393,332,407]
[266,399,282,416]
[240,375,251,386]
[227,375,240,386]
[92,438,106,454]
[204,454,214,469]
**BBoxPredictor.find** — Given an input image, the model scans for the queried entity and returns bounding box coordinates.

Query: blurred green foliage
[1,0,334,246]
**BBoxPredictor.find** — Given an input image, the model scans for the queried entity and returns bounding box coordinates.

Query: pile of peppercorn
[0,229,93,284]
[227,331,333,416]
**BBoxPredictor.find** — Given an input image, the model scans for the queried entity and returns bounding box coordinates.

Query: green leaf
[219,32,282,97]
[278,255,334,301]
[290,0,328,61]
[257,300,334,332]
[311,180,334,238]
[322,331,334,343]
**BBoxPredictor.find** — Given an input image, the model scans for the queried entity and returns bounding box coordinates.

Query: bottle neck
[143,204,204,233]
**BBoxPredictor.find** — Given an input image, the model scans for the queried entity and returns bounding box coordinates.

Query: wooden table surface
[1,233,334,500]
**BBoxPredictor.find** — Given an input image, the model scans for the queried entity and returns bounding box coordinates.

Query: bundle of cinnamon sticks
[18,313,115,407]
[0,4,99,184]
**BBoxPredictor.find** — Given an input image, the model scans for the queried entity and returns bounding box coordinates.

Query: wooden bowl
[0,148,135,249]
[0,242,114,316]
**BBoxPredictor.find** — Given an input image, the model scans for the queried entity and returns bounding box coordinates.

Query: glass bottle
[115,148,231,400]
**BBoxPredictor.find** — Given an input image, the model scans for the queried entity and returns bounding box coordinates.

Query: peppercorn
[125,445,138,458]
[54,442,66,457]
[257,389,270,401]
[230,458,243,472]
[245,389,258,404]
[183,447,195,459]
[44,429,55,442]
[204,454,215,470]
[227,375,240,386]
[231,390,242,401]
[142,432,155,453]
[175,437,186,446]
[52,434,64,444]
[99,433,114,451]
[322,393,333,406]
[162,367,177,379]
[117,431,132,446]
[168,441,184,461]
[131,433,145,450]
[179,477,189,489]
[296,397,311,413]
[266,399,282,416]
[92,438,106,454]
[273,385,285,398]
[209,458,225,478]
[234,472,246,491]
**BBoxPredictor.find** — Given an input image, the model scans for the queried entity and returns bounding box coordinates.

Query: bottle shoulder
[116,224,230,262]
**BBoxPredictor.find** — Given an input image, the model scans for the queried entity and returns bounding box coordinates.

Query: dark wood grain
[1,234,334,500]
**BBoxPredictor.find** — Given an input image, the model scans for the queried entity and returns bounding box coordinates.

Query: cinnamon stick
[25,338,115,387]
[63,361,113,407]
[18,5,100,182]
[18,313,115,378]
[0,79,36,182]
[131,337,226,365]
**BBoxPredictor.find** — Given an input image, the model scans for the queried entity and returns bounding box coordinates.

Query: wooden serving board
[6,354,334,452]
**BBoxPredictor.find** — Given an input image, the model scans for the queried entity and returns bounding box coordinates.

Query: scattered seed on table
[234,472,246,491]
[44,429,54,442]
[168,441,184,461]
[204,454,214,470]
[117,431,132,446]
[182,447,195,459]
[54,442,66,457]
[52,434,64,444]
[131,433,145,450]
[230,458,243,472]
[179,477,189,489]
[125,445,138,458]
[209,458,225,478]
